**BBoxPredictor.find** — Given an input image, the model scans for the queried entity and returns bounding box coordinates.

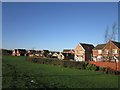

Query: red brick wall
[89,61,120,71]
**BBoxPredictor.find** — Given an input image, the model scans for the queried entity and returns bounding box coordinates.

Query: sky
[2,2,118,51]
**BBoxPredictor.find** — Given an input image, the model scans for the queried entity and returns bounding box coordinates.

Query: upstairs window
[80,51,84,53]
[112,49,117,54]
[105,49,109,54]
[98,50,102,54]
[76,50,79,53]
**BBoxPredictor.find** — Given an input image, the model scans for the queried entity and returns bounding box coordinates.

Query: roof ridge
[111,40,120,43]
[79,43,94,46]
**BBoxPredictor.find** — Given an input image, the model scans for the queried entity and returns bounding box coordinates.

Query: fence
[89,61,120,71]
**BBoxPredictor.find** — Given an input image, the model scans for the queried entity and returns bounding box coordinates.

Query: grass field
[2,56,119,88]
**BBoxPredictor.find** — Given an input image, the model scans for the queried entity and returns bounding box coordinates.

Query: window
[112,49,117,54]
[98,50,102,54]
[76,50,79,53]
[80,51,84,53]
[97,56,102,61]
[105,49,109,54]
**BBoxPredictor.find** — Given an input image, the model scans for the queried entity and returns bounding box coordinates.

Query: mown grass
[2,56,119,88]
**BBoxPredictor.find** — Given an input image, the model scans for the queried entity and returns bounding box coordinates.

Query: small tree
[43,50,49,57]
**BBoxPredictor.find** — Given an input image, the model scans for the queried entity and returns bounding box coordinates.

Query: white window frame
[76,50,78,53]
[105,49,109,54]
[112,49,117,54]
[80,51,84,53]
[98,50,102,54]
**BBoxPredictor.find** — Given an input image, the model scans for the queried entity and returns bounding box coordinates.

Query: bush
[99,67,108,72]
[86,64,99,71]
[104,68,120,75]
[26,57,88,70]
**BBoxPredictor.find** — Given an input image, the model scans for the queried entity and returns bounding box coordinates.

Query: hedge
[26,57,88,70]
[26,57,120,75]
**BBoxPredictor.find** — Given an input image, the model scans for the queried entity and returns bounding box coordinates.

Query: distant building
[26,50,36,57]
[12,49,26,56]
[52,52,60,58]
[35,50,42,56]
[58,49,75,60]
[1,49,12,55]
[41,50,49,57]
[63,49,74,54]
[27,50,36,53]
[58,52,74,60]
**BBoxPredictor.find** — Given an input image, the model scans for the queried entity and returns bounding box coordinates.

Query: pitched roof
[111,41,120,49]
[28,50,36,52]
[63,49,74,52]
[80,43,94,51]
[14,49,26,54]
[93,44,106,50]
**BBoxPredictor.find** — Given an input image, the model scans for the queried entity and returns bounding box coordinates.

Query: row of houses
[2,40,120,63]
[12,49,74,60]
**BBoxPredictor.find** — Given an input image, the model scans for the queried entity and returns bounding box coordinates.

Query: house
[12,49,26,56]
[63,49,74,54]
[27,50,36,53]
[92,44,106,61]
[58,53,65,60]
[52,52,60,58]
[26,50,36,56]
[61,49,74,60]
[102,41,120,63]
[74,43,94,61]
[1,49,12,55]
[58,52,74,60]
[35,50,42,56]
[41,50,49,57]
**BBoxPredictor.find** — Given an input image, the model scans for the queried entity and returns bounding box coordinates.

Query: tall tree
[110,22,117,41]
[104,25,110,43]
[104,22,117,43]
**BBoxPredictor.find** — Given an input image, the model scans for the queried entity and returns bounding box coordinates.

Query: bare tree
[104,23,117,43]
[104,22,117,43]
[104,22,118,62]
[110,22,117,41]
[104,25,110,43]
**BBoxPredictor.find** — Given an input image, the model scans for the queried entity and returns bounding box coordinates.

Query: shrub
[26,57,87,70]
[99,67,107,72]
[86,64,99,71]
[104,68,120,75]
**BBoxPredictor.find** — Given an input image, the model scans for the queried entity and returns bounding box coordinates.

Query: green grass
[2,56,119,88]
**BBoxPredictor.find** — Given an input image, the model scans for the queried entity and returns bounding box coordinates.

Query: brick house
[26,50,36,56]
[12,49,26,56]
[63,49,74,54]
[74,43,94,61]
[102,41,120,63]
[92,44,106,61]
[1,49,12,55]
[61,49,75,60]
[27,50,36,53]
[52,52,60,58]
[58,52,74,60]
